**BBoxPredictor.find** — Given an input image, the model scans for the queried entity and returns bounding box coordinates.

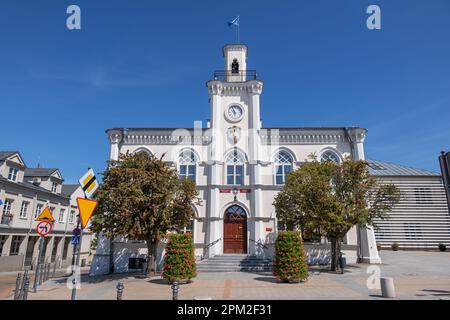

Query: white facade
[94,44,381,273]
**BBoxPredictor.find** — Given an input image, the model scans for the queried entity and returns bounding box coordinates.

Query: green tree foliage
[274,157,400,272]
[163,233,197,282]
[273,231,308,282]
[91,151,199,275]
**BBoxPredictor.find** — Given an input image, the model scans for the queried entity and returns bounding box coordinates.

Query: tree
[90,151,199,276]
[273,157,400,272]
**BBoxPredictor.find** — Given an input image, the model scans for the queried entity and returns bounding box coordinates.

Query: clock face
[226,105,244,122]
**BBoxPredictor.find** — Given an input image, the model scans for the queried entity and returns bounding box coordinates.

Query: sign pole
[33,236,44,292]
[71,216,83,300]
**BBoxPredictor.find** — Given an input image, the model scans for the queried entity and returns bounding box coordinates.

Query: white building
[91,44,381,274]
[0,151,93,272]
[368,159,450,249]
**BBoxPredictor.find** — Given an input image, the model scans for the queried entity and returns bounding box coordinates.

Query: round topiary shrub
[391,242,399,251]
[273,231,308,283]
[439,243,446,252]
[163,233,197,283]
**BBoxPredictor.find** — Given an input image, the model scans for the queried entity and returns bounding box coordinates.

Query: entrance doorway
[223,205,247,254]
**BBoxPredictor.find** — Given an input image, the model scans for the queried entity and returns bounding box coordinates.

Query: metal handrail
[249,239,268,250]
[213,70,258,81]
[201,238,222,260]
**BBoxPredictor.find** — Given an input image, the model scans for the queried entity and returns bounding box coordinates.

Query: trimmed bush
[391,242,399,251]
[163,233,197,282]
[273,231,308,282]
[439,243,446,252]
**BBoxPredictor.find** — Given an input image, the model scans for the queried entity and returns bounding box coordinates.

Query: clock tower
[205,44,264,257]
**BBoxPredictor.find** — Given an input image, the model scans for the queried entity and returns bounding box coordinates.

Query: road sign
[36,207,54,222]
[36,221,52,236]
[71,235,80,245]
[77,197,98,229]
[72,227,81,236]
[79,168,99,199]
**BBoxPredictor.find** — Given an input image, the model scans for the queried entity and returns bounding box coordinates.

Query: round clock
[225,104,244,122]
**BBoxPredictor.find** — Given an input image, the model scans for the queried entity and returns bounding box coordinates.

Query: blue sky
[0,0,449,183]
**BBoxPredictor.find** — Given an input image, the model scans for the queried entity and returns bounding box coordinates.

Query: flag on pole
[228,16,239,27]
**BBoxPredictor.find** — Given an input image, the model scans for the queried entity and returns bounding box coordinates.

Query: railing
[249,239,268,250]
[201,238,222,260]
[213,70,258,82]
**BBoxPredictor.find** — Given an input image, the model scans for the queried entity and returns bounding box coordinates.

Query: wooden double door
[223,205,247,254]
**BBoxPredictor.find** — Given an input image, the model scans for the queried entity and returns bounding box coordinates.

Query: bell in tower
[231,58,239,74]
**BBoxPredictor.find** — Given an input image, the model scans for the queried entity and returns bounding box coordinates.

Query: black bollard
[39,264,44,285]
[14,273,22,300]
[18,270,28,300]
[171,281,179,300]
[22,272,30,300]
[52,261,57,278]
[46,263,51,281]
[116,281,124,300]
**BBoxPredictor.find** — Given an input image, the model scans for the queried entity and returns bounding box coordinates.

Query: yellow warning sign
[36,207,55,222]
[77,197,98,229]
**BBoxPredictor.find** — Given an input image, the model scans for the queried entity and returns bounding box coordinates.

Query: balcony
[213,70,258,82]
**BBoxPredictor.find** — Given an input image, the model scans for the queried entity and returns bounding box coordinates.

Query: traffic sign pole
[71,218,84,300]
[33,236,44,292]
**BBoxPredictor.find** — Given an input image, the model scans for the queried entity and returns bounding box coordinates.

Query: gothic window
[178,149,197,182]
[274,151,293,185]
[231,58,239,74]
[225,149,245,185]
[320,150,341,163]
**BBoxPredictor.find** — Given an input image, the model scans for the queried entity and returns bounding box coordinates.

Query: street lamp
[232,188,238,201]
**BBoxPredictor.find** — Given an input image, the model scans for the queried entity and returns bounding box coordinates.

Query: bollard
[116,282,124,300]
[39,264,44,285]
[22,272,30,300]
[171,281,179,300]
[18,270,28,300]
[14,273,22,300]
[33,264,39,292]
[43,264,48,282]
[380,277,396,298]
[46,263,51,281]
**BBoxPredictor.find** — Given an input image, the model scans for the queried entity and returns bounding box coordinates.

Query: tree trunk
[109,238,115,274]
[330,238,340,272]
[146,238,159,277]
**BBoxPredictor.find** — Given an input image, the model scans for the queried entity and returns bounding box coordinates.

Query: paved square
[2,251,450,300]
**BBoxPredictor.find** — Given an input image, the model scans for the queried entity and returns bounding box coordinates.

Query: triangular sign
[77,197,98,229]
[37,207,54,222]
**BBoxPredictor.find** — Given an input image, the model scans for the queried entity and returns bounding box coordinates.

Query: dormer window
[8,167,18,182]
[51,182,57,193]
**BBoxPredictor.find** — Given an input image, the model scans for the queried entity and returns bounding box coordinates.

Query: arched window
[320,150,340,163]
[225,205,246,220]
[225,149,245,185]
[274,151,293,185]
[178,149,197,182]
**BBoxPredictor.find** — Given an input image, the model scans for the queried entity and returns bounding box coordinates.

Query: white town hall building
[90,44,381,274]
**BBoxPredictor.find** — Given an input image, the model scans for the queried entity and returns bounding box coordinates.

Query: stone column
[348,128,381,264]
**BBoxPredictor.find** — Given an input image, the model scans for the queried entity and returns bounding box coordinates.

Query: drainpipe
[439,151,450,214]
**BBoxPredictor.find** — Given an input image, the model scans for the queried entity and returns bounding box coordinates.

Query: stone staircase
[196,254,272,272]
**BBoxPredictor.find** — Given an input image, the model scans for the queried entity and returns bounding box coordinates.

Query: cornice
[207,80,263,96]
